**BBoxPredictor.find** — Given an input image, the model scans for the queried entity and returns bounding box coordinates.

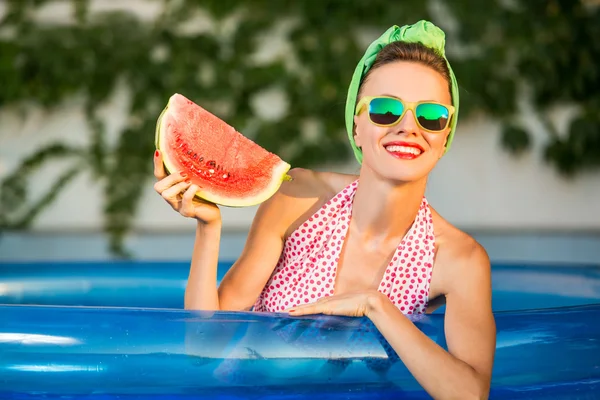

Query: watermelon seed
[192,153,198,159]
[222,173,230,180]
[206,160,216,168]
[199,157,204,162]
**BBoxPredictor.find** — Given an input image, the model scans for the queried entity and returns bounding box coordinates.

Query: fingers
[154,171,188,195]
[180,184,200,217]
[287,299,328,316]
[160,180,192,207]
[153,150,167,180]
[287,306,316,316]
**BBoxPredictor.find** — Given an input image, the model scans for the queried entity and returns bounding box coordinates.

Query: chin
[361,162,431,185]
[362,154,433,184]
[355,127,447,180]
[382,171,429,184]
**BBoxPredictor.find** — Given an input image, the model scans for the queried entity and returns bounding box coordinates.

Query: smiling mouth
[384,144,423,160]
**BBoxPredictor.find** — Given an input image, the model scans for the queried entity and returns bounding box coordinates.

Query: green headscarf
[344,20,459,164]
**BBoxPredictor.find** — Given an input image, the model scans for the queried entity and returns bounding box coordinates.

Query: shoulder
[279,168,357,198]
[265,168,352,205]
[255,168,358,238]
[430,208,491,296]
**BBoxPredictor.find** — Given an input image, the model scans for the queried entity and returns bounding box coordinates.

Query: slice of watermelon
[155,93,291,207]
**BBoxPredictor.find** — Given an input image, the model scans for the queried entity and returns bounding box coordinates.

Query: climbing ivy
[1,0,598,256]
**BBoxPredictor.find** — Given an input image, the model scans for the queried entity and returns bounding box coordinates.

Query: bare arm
[214,200,287,310]
[217,168,328,310]
[154,150,338,312]
[153,150,224,310]
[183,187,289,311]
[367,243,496,399]
[184,168,325,311]
[184,220,223,309]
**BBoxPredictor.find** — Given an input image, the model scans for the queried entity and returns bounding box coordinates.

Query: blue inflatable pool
[1,261,599,399]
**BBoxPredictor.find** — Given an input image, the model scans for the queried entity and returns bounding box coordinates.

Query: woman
[153,20,496,399]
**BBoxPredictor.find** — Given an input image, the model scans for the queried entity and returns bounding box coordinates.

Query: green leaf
[1,0,599,255]
[500,124,531,155]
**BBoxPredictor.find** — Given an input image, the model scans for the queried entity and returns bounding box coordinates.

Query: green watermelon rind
[155,94,292,208]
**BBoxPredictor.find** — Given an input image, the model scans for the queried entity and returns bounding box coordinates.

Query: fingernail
[180,172,188,178]
[185,179,191,184]
[154,150,159,158]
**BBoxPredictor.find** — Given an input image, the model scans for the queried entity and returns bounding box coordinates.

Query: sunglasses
[355,96,455,132]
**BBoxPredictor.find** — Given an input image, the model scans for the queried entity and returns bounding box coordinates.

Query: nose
[393,109,419,136]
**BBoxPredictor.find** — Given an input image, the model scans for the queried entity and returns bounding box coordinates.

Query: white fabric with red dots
[253,179,435,315]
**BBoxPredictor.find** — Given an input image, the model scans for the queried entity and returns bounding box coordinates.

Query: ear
[442,115,455,149]
[353,115,362,148]
[440,130,451,158]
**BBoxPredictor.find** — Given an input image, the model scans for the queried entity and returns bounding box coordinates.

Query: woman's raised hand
[153,150,221,225]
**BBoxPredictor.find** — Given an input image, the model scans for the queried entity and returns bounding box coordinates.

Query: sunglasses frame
[354,95,455,133]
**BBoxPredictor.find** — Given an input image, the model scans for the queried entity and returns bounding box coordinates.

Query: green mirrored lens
[416,103,449,131]
[369,98,404,125]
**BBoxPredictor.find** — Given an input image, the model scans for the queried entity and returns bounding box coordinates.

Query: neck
[351,170,427,244]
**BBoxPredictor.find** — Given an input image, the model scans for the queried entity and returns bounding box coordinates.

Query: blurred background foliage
[0,0,599,256]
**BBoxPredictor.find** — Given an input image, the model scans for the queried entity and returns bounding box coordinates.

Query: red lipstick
[383,141,424,160]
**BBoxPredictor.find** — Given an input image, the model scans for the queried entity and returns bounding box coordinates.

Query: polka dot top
[253,179,435,315]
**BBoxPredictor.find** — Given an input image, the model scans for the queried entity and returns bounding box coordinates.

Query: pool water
[0,261,599,399]
[0,261,598,311]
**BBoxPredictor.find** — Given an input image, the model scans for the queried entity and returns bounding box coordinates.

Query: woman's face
[353,61,452,183]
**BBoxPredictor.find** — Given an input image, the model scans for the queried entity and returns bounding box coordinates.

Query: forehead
[361,61,451,104]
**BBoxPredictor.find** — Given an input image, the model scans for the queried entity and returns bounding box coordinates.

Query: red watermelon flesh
[155,93,291,207]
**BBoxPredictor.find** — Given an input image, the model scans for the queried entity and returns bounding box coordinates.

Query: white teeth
[385,145,422,155]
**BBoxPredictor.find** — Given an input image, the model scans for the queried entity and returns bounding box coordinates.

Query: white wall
[426,108,600,231]
[1,0,600,235]
[2,83,599,234]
